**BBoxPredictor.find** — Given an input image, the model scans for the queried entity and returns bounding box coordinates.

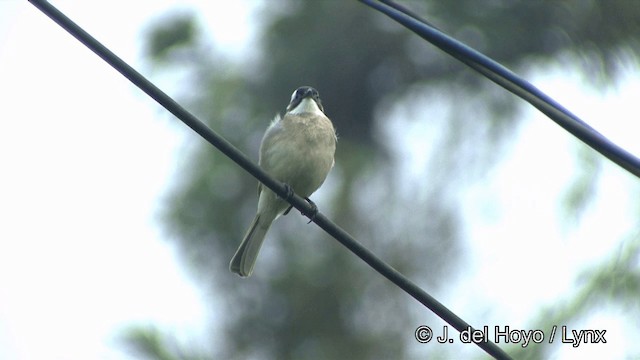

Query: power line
[364,0,640,178]
[27,0,512,359]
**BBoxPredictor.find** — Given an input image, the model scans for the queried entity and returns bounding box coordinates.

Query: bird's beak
[303,88,314,98]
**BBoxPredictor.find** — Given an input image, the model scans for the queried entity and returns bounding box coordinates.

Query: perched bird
[229,86,337,277]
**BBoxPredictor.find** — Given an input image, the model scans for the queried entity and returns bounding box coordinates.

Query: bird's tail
[229,214,272,277]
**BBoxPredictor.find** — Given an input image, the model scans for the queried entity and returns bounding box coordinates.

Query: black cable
[364,0,640,179]
[27,1,509,359]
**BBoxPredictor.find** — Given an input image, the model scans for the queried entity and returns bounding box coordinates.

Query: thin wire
[365,0,640,178]
[27,1,510,359]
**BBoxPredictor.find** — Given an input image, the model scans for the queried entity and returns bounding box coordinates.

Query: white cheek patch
[289,98,323,115]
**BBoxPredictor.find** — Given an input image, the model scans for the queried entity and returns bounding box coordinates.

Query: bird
[229,86,337,278]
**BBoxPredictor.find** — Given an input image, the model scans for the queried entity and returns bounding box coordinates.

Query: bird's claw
[279,184,317,222]
[281,184,295,216]
[282,183,294,200]
[303,197,318,223]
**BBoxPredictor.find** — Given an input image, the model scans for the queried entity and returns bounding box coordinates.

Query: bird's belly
[264,139,333,197]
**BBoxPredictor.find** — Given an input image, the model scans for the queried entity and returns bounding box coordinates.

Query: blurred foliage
[561,144,602,227]
[120,326,208,360]
[124,0,640,359]
[508,232,640,359]
[427,0,640,77]
[146,12,198,64]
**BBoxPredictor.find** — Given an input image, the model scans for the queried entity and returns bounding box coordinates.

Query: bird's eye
[290,89,299,103]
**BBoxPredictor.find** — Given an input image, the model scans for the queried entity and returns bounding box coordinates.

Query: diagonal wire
[363,0,640,179]
[27,1,512,359]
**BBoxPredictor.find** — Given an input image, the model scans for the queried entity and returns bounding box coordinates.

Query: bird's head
[286,86,324,114]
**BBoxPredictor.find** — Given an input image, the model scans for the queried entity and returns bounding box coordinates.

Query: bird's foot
[281,184,295,216]
[282,183,294,200]
[303,197,318,223]
[283,205,293,216]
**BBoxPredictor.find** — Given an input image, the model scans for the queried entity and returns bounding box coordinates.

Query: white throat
[288,97,323,116]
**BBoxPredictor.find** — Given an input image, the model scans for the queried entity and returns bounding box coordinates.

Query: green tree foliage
[128,1,640,358]
[508,233,640,359]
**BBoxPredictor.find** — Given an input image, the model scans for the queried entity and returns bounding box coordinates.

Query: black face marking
[286,86,324,113]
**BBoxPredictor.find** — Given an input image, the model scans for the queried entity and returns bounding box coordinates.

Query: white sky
[0,1,255,359]
[1,1,639,359]
[390,61,640,358]
[449,68,640,359]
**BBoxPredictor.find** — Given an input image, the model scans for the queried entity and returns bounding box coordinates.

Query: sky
[1,1,639,359]
[388,61,640,358]
[0,1,256,359]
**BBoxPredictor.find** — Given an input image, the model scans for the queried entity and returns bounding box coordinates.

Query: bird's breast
[260,113,336,197]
